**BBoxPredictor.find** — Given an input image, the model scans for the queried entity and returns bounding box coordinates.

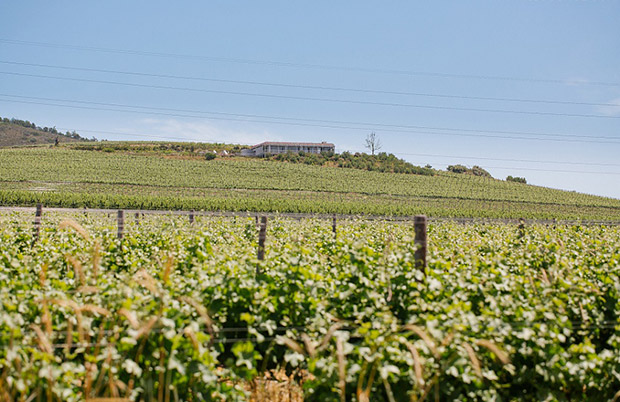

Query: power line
[447,164,620,176]
[2,71,618,120]
[1,38,619,87]
[2,94,620,144]
[0,93,620,144]
[390,152,620,168]
[57,128,208,142]
[475,165,620,175]
[2,93,619,141]
[342,149,620,175]
[5,98,620,146]
[0,60,614,108]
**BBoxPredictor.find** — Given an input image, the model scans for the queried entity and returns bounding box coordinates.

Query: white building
[241,141,335,157]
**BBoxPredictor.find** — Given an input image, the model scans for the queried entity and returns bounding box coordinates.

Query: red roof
[251,141,335,149]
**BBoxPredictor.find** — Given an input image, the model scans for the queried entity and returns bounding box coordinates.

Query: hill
[1,146,619,220]
[0,117,93,147]
[64,141,433,175]
[65,140,247,156]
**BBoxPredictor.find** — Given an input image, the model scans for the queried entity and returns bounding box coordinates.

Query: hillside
[0,117,92,147]
[65,140,247,156]
[64,141,433,176]
[1,146,619,220]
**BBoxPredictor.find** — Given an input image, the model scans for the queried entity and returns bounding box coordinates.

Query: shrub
[447,164,469,174]
[471,165,492,177]
[506,175,527,184]
[263,151,433,176]
[448,164,492,177]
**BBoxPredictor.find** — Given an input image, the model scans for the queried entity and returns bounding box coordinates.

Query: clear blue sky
[1,1,619,198]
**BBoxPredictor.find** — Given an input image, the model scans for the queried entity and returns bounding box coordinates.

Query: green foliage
[271,150,434,176]
[205,152,217,161]
[447,164,468,174]
[448,164,492,177]
[0,212,619,400]
[507,175,527,184]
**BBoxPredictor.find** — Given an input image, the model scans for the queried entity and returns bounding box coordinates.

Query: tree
[507,175,527,184]
[365,132,382,155]
[447,164,468,174]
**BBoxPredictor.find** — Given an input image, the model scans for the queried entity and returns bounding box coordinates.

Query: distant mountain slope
[0,117,92,147]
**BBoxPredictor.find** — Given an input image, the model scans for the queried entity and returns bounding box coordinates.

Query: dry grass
[246,370,304,402]
[2,221,305,402]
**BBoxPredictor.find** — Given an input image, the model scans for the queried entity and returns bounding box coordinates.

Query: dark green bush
[448,164,492,177]
[507,175,527,184]
[266,151,433,176]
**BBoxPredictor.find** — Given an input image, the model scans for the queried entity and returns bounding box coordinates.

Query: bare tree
[365,131,382,155]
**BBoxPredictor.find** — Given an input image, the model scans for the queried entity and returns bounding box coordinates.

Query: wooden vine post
[518,218,526,238]
[332,214,337,238]
[32,203,42,244]
[257,216,267,261]
[414,215,427,275]
[189,210,195,224]
[117,210,125,239]
[134,212,140,226]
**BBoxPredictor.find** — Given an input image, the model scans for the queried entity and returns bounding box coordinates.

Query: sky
[0,1,619,198]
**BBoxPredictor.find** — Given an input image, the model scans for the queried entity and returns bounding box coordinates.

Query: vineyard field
[1,210,619,400]
[1,148,620,220]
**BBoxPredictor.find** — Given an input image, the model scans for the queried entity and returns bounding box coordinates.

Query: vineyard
[1,148,620,220]
[1,209,619,401]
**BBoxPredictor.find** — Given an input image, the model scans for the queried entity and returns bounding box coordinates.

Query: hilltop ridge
[0,117,95,147]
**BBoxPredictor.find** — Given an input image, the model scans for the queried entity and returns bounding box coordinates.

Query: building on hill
[241,141,335,157]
